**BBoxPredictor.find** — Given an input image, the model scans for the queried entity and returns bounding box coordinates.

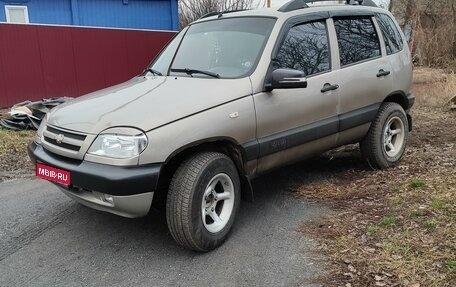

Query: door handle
[321,83,339,93]
[377,69,391,77]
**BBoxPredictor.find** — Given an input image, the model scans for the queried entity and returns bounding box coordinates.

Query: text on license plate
[36,163,71,186]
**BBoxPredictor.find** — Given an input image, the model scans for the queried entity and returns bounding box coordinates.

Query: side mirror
[269,68,307,90]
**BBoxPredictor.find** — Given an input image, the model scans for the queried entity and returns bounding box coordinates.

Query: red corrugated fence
[0,23,175,107]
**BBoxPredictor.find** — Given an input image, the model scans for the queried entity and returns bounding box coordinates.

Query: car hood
[48,76,253,134]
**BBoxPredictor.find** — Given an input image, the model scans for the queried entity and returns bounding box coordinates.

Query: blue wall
[0,0,178,30]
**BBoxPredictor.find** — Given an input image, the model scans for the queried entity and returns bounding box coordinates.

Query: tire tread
[360,102,408,169]
[166,152,231,251]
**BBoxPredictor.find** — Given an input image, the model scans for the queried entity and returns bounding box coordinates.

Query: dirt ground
[0,68,455,286]
[295,69,456,287]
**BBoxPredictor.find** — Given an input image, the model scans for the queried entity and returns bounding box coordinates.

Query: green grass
[447,260,456,271]
[380,216,397,227]
[393,197,406,206]
[398,245,412,256]
[409,179,427,189]
[367,225,380,234]
[431,197,445,210]
[424,219,437,230]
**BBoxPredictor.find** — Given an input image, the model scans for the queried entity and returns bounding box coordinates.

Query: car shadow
[4,146,367,286]
[68,144,367,253]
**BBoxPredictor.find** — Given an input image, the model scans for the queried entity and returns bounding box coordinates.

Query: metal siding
[0,24,47,106]
[78,0,174,30]
[28,0,73,25]
[1,0,178,30]
[71,28,108,95]
[125,30,173,75]
[37,26,79,97]
[0,38,6,105]
[0,23,175,107]
[170,0,178,30]
[0,7,5,22]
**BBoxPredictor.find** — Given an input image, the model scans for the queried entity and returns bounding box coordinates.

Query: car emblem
[55,134,65,144]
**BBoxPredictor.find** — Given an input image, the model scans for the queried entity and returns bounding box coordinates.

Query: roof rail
[200,12,221,19]
[278,0,377,13]
[199,9,249,20]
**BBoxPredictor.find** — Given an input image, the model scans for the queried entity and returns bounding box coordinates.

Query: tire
[166,152,241,251]
[360,102,409,169]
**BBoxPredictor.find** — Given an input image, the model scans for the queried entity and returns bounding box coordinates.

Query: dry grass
[413,68,456,107]
[297,67,456,287]
[0,127,35,181]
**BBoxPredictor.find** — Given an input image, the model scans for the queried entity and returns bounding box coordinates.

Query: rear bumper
[28,141,162,218]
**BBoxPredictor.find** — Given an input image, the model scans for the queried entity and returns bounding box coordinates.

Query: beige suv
[28,0,414,251]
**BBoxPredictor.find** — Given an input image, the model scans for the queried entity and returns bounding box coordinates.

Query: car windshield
[150,17,276,79]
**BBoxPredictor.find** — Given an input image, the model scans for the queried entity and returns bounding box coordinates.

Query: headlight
[87,129,148,159]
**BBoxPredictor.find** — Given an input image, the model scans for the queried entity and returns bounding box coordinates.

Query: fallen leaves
[296,70,456,287]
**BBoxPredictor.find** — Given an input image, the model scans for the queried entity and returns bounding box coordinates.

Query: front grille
[42,125,88,159]
[43,136,81,151]
[46,126,86,141]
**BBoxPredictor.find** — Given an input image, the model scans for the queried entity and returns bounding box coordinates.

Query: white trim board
[5,5,30,24]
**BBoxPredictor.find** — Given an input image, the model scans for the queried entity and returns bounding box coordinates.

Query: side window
[334,17,381,66]
[274,20,330,77]
[376,13,404,55]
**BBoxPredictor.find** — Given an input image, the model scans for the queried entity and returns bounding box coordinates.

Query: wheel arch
[383,91,409,111]
[153,137,253,207]
[382,91,413,131]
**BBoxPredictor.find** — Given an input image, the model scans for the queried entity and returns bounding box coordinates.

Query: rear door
[375,12,413,98]
[332,16,393,137]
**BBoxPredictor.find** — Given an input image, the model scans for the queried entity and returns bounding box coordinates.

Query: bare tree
[396,0,456,68]
[179,0,263,28]
[452,0,456,57]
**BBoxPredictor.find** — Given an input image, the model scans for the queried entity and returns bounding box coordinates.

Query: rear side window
[274,21,330,77]
[376,13,404,55]
[334,17,381,66]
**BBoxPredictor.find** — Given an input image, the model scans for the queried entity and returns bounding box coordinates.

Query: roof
[193,2,387,24]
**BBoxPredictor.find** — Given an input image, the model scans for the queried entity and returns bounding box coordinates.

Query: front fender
[139,96,256,165]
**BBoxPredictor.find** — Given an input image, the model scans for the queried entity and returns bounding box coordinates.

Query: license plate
[36,163,71,186]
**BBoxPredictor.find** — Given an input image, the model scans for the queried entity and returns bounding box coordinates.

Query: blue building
[0,0,178,30]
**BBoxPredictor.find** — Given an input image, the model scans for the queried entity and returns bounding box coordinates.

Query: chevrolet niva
[29,0,414,251]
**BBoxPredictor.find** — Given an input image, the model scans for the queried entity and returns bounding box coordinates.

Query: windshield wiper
[142,68,163,76]
[170,68,220,79]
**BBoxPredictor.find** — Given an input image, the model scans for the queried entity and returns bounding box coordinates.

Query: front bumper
[28,142,162,218]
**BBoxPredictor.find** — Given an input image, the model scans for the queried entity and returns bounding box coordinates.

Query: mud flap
[407,114,413,132]
[241,175,254,202]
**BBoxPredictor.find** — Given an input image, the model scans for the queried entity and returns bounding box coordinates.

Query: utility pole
[267,0,271,8]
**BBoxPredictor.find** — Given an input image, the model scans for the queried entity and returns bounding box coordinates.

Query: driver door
[253,18,339,174]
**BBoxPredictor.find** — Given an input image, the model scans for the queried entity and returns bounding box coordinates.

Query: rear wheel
[360,102,409,169]
[166,152,240,251]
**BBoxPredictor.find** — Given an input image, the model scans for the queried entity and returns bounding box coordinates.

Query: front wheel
[166,152,241,251]
[360,102,409,169]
